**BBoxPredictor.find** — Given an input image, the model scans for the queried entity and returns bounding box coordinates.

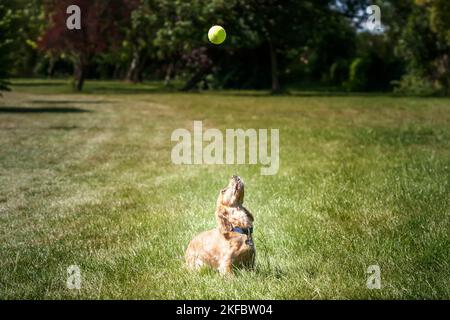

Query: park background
[0,0,449,299]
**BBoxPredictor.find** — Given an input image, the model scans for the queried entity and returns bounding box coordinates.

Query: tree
[147,0,238,89]
[38,0,138,91]
[7,0,46,77]
[424,0,450,91]
[416,0,450,46]
[123,0,159,83]
[231,0,369,93]
[394,0,450,93]
[0,1,16,94]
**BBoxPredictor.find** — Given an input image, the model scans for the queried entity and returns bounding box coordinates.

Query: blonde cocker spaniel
[185,175,255,275]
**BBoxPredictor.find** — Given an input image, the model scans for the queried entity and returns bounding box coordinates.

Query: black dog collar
[231,226,253,235]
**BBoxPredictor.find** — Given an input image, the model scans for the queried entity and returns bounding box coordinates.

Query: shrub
[392,73,442,96]
[345,57,370,91]
[328,59,349,86]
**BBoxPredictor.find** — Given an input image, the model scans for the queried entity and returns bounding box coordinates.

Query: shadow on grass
[31,100,106,104]
[0,106,91,113]
[209,90,395,98]
[11,79,179,95]
[12,81,67,87]
[212,90,450,98]
[83,86,175,95]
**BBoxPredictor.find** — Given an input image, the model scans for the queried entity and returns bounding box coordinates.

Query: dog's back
[185,228,225,270]
[185,227,255,273]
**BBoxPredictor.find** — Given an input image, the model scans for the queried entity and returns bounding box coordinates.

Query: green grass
[0,79,449,299]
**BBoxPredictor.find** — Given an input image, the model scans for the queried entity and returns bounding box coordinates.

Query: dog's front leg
[218,255,233,275]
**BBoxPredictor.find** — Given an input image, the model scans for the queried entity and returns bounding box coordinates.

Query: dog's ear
[216,206,233,234]
[242,206,254,222]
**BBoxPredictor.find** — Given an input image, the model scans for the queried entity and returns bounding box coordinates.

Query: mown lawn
[0,79,449,299]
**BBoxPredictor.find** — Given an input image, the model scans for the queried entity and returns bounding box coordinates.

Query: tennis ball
[208,25,226,45]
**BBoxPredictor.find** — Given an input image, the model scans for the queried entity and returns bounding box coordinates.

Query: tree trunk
[74,60,85,91]
[164,62,174,86]
[181,70,204,91]
[268,38,281,93]
[126,48,142,83]
[113,64,121,79]
[47,56,56,78]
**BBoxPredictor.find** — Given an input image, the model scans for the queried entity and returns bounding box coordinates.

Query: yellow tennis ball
[208,25,226,45]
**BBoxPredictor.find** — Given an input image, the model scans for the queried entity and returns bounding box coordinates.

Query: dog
[185,175,255,275]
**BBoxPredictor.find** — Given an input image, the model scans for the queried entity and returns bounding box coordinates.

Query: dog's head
[227,206,254,229]
[217,175,245,207]
[216,204,255,237]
